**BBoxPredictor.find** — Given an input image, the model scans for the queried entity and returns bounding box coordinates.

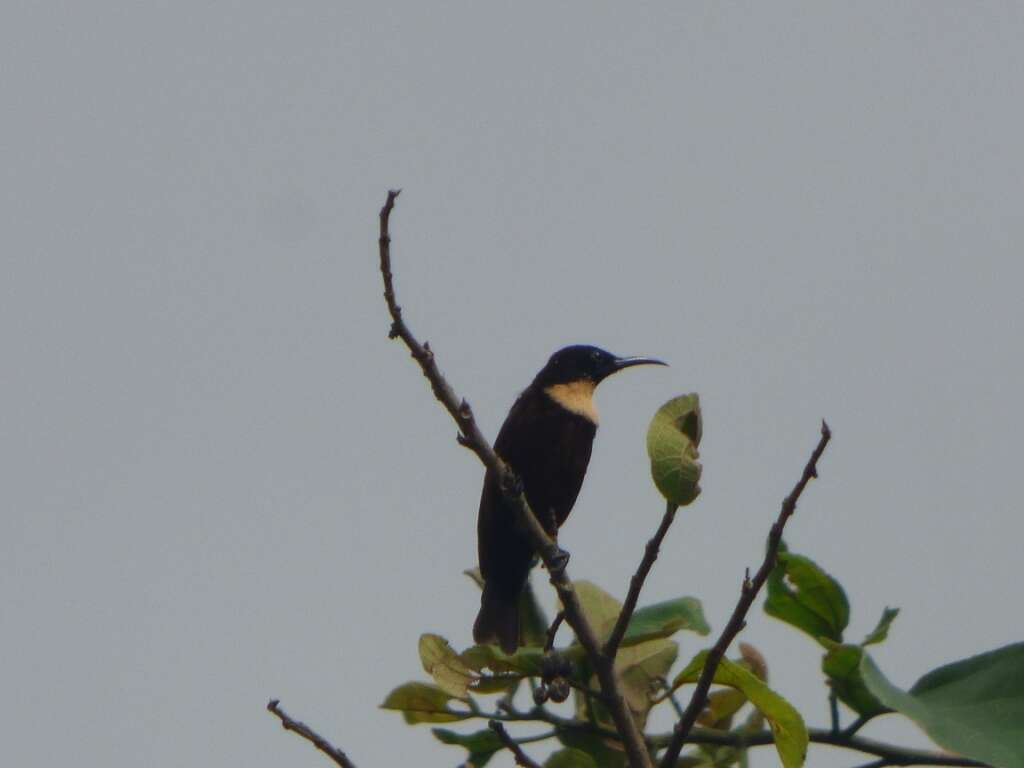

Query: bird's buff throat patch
[544,380,599,424]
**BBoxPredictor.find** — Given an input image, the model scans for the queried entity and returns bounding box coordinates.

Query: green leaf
[470,675,520,695]
[419,634,476,697]
[646,394,703,506]
[673,652,808,768]
[618,638,679,727]
[673,756,714,768]
[623,597,710,646]
[432,728,503,767]
[572,580,623,635]
[698,688,748,729]
[821,644,889,718]
[380,682,471,724]
[861,644,1024,768]
[460,643,548,677]
[519,578,550,648]
[556,730,626,768]
[764,546,849,645]
[573,582,709,645]
[545,748,599,768]
[569,583,683,729]
[861,607,899,646]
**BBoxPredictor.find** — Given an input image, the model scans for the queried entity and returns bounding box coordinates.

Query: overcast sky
[3,3,1022,767]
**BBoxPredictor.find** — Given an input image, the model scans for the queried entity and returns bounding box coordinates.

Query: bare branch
[604,500,679,657]
[850,760,888,768]
[484,702,991,768]
[488,720,543,768]
[266,699,357,768]
[486,702,992,768]
[843,714,874,738]
[377,191,653,768]
[654,676,686,719]
[651,727,989,767]
[659,421,832,768]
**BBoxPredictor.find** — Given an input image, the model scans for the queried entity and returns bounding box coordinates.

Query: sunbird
[473,345,666,653]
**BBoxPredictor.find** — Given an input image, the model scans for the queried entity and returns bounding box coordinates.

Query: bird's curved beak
[595,355,667,383]
[612,355,668,372]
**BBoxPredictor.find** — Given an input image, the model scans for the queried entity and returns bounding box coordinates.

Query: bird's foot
[501,471,524,497]
[546,546,570,575]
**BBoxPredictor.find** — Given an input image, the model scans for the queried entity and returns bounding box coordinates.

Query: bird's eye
[590,351,601,361]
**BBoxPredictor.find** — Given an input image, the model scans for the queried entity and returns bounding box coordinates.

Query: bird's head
[534,345,667,388]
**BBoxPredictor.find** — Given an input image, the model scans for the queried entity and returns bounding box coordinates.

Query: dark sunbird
[473,345,666,653]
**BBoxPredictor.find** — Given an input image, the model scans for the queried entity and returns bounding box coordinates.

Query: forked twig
[659,421,831,767]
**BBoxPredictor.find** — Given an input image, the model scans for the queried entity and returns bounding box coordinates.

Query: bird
[473,344,666,653]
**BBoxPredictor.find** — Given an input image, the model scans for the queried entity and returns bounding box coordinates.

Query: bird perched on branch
[473,344,666,653]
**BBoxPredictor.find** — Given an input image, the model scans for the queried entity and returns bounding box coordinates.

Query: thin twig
[377,190,653,768]
[655,676,686,719]
[659,421,832,768]
[266,699,357,768]
[544,611,566,652]
[604,500,679,657]
[830,690,841,734]
[489,720,543,768]
[842,714,874,738]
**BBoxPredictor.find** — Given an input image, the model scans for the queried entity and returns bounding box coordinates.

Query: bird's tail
[473,583,519,655]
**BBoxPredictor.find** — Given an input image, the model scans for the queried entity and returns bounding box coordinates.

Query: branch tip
[266,698,357,768]
[375,190,655,768]
[658,422,832,768]
[488,720,543,768]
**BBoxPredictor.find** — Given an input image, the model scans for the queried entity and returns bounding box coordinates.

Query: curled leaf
[764,544,849,645]
[646,394,702,506]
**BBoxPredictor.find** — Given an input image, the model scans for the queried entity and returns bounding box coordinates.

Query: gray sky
[3,3,1022,767]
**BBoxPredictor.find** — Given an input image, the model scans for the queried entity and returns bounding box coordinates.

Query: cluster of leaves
[381,575,814,767]
[766,542,1024,767]
[381,393,1024,767]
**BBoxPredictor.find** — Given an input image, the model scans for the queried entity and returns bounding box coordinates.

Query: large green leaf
[622,597,710,646]
[571,582,683,730]
[697,645,768,731]
[646,394,702,506]
[821,643,888,718]
[556,730,626,768]
[572,580,623,636]
[380,682,471,724]
[764,546,848,645]
[672,652,808,768]
[432,727,503,767]
[574,582,708,646]
[419,634,476,697]
[861,644,1024,768]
